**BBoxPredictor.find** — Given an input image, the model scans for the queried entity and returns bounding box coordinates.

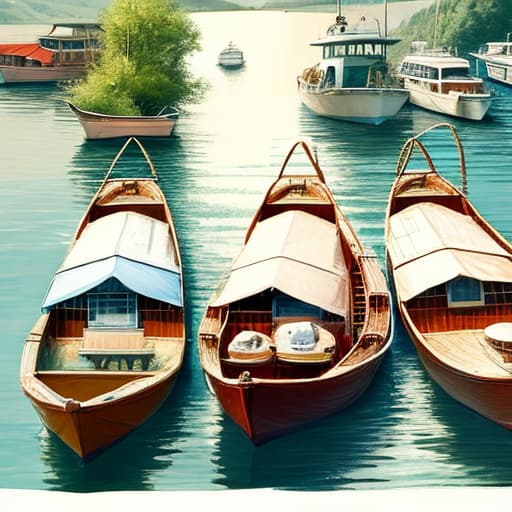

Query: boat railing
[395,122,467,195]
[156,105,179,117]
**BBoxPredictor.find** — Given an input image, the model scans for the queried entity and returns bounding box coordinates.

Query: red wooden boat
[19,137,185,459]
[198,141,392,444]
[386,122,512,429]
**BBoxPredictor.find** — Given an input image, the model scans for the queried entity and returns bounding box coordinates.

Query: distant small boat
[218,41,245,69]
[67,102,179,140]
[471,34,512,87]
[398,41,493,120]
[198,140,392,444]
[386,122,512,431]
[0,23,102,84]
[297,12,409,125]
[20,137,186,459]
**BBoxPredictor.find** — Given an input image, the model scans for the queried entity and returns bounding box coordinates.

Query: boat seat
[274,322,335,364]
[79,328,155,370]
[226,330,275,364]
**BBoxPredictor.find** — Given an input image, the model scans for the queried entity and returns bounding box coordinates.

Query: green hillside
[0,0,244,23]
[389,0,512,63]
[262,0,406,8]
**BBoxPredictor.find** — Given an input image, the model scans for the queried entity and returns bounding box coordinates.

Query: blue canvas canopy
[41,211,182,310]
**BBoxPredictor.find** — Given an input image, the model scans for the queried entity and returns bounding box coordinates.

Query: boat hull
[67,102,179,140]
[204,354,386,443]
[404,81,492,120]
[0,65,87,84]
[25,372,178,459]
[298,85,409,125]
[398,305,512,429]
[484,60,512,87]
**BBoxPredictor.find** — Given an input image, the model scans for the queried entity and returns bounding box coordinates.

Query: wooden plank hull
[25,372,178,459]
[400,310,512,429]
[206,358,384,443]
[204,349,386,444]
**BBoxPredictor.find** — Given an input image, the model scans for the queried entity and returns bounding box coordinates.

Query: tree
[67,0,207,116]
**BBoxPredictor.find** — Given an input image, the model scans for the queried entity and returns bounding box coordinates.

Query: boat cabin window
[324,43,383,60]
[447,277,484,307]
[62,40,86,50]
[40,38,59,50]
[441,67,470,79]
[272,293,323,319]
[87,279,137,328]
[400,62,439,80]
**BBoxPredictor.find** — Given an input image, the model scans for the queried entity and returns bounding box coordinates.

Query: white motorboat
[471,35,512,87]
[297,14,408,126]
[398,41,493,121]
[218,42,245,69]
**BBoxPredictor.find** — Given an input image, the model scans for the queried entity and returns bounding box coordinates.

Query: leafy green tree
[67,0,206,115]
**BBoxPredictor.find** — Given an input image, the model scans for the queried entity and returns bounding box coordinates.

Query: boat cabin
[399,42,485,95]
[38,210,183,373]
[388,199,512,335]
[216,289,347,380]
[39,23,102,64]
[0,23,102,68]
[302,17,400,89]
[481,42,512,57]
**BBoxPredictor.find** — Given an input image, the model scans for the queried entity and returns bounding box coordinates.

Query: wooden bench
[78,328,155,370]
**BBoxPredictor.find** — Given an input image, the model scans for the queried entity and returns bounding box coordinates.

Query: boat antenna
[337,0,342,17]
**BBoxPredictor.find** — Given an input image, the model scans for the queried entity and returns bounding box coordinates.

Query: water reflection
[211,353,401,491]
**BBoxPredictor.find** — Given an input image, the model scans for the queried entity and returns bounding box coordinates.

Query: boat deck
[38,336,183,372]
[423,330,512,378]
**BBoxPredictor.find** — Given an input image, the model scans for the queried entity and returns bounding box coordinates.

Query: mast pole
[433,0,440,48]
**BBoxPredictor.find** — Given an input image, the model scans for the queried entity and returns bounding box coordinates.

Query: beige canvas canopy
[388,202,512,301]
[211,210,349,316]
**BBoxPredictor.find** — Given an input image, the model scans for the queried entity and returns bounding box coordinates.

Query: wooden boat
[297,9,408,125]
[217,41,245,69]
[471,36,512,88]
[398,41,493,121]
[0,23,101,84]
[67,102,179,140]
[198,140,392,444]
[19,137,185,459]
[386,122,512,430]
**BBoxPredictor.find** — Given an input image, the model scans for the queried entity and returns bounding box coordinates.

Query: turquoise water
[2,10,512,492]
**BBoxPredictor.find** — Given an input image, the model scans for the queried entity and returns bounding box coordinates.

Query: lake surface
[2,9,512,495]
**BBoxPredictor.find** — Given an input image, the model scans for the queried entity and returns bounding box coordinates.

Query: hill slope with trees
[0,0,244,23]
[389,0,512,63]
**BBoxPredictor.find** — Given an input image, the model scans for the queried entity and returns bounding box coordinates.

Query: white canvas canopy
[388,202,512,301]
[211,210,349,316]
[60,211,179,273]
[42,211,182,309]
